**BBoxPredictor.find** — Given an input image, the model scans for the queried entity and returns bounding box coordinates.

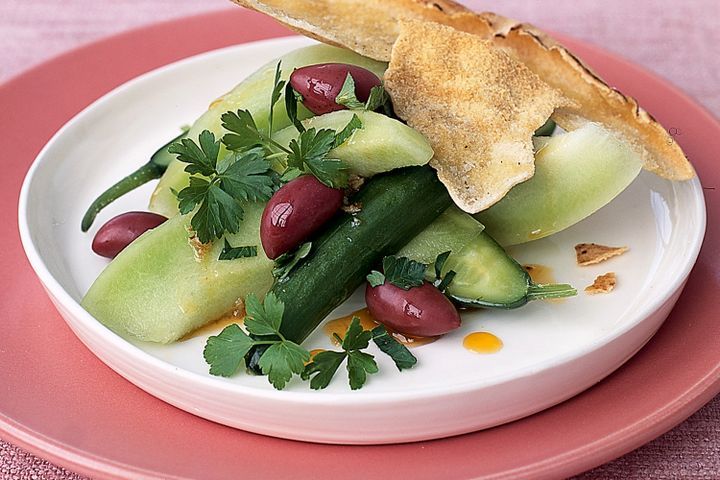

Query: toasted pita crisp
[384,20,573,213]
[228,0,467,60]
[228,0,694,181]
[585,272,617,294]
[575,243,628,266]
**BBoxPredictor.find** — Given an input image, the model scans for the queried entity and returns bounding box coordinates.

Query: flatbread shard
[384,20,574,213]
[228,0,468,61]
[575,243,628,266]
[228,0,694,181]
[585,272,617,294]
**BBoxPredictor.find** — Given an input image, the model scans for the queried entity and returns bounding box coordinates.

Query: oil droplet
[309,348,325,358]
[524,264,555,284]
[324,308,437,347]
[463,331,503,354]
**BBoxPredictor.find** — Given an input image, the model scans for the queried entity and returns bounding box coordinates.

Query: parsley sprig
[203,292,309,389]
[169,132,275,243]
[302,317,377,390]
[367,252,456,291]
[222,109,362,189]
[335,73,391,112]
[170,62,365,244]
[204,293,417,390]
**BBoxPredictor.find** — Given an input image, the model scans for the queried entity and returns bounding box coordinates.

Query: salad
[79,0,694,391]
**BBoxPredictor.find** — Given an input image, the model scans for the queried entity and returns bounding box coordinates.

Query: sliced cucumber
[401,210,576,308]
[81,203,274,343]
[271,166,452,343]
[150,45,387,217]
[397,206,483,264]
[475,122,643,245]
[272,110,433,177]
[442,232,573,308]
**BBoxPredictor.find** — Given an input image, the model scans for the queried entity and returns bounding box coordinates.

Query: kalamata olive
[92,211,167,258]
[261,175,343,259]
[290,63,382,115]
[365,281,461,337]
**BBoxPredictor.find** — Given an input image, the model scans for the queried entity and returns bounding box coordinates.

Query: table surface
[1,0,718,478]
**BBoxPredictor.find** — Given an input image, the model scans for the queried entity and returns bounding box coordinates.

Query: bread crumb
[585,272,617,294]
[575,243,628,266]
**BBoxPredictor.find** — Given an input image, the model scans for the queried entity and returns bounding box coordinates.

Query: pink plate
[1,9,719,480]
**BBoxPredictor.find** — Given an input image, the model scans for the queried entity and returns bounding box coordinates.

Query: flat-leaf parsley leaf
[170,132,275,243]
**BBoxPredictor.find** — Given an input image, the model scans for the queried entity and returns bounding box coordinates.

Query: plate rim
[3,9,719,480]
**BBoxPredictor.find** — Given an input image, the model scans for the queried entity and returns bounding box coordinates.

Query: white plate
[18,37,706,444]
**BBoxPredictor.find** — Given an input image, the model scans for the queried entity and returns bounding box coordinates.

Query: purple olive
[92,211,167,258]
[261,175,343,259]
[365,281,461,337]
[290,63,382,115]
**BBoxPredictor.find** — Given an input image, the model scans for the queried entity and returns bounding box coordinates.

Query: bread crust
[229,0,694,180]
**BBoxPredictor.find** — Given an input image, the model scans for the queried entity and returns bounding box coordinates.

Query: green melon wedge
[475,122,643,246]
[272,110,433,177]
[81,203,274,344]
[150,44,387,217]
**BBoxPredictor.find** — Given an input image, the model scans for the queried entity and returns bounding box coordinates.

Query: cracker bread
[229,0,694,181]
[575,243,628,266]
[384,21,574,213]
[585,272,617,294]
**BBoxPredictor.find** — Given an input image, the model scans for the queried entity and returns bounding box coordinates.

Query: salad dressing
[324,308,436,347]
[524,264,565,303]
[463,331,503,354]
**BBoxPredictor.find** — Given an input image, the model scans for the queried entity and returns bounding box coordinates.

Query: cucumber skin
[272,166,452,344]
[444,232,532,309]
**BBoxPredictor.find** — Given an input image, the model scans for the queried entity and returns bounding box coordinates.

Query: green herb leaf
[302,317,379,390]
[366,270,385,287]
[335,73,366,110]
[434,251,452,280]
[259,340,310,390]
[364,85,390,112]
[436,270,456,292]
[169,130,220,177]
[332,113,362,148]
[218,150,275,202]
[280,167,303,183]
[382,256,427,290]
[371,326,417,371]
[284,82,305,133]
[203,324,255,377]
[287,128,336,168]
[172,133,278,243]
[244,292,284,337]
[341,316,373,351]
[220,110,265,152]
[273,241,312,280]
[301,350,346,390]
[268,62,286,137]
[346,351,378,390]
[218,239,257,261]
[176,176,210,215]
[189,184,244,244]
[304,157,349,188]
